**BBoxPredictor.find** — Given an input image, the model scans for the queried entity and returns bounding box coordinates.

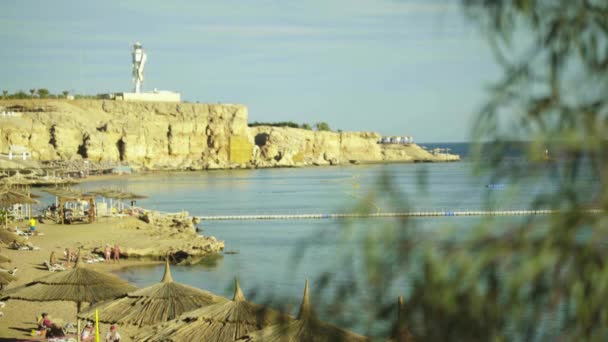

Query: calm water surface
[52,160,596,337]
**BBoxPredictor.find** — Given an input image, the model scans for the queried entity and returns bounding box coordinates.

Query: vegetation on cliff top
[1,89,107,100]
[249,121,333,131]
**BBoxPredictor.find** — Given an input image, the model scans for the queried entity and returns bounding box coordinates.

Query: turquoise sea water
[44,158,596,337]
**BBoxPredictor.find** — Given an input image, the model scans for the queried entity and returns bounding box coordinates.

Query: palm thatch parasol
[0,271,16,285]
[78,259,224,327]
[388,296,414,342]
[0,253,11,263]
[3,251,137,312]
[0,187,39,227]
[136,277,291,342]
[0,187,39,207]
[0,229,27,245]
[238,280,369,342]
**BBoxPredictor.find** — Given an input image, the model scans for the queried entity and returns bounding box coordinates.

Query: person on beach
[38,312,63,337]
[65,248,73,263]
[105,325,121,342]
[104,244,112,263]
[113,243,120,263]
[29,217,36,235]
[38,312,52,329]
[88,206,95,223]
[81,321,95,341]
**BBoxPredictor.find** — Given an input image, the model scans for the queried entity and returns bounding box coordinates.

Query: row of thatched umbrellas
[0,253,406,341]
[0,184,147,209]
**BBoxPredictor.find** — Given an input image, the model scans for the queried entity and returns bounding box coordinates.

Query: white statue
[132,42,147,93]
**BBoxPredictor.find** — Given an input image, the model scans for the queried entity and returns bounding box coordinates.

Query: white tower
[132,42,147,93]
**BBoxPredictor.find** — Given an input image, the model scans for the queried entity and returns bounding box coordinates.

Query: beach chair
[44,261,66,272]
[10,241,39,251]
[63,322,77,335]
[14,228,31,237]
[22,245,40,251]
[0,267,18,276]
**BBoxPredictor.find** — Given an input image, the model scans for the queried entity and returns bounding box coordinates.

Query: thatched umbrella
[137,277,291,342]
[3,251,136,312]
[0,187,39,227]
[78,259,224,327]
[0,253,11,263]
[0,229,27,245]
[0,188,38,207]
[0,270,16,285]
[238,280,369,342]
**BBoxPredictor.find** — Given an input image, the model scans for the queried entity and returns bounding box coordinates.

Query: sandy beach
[0,216,220,341]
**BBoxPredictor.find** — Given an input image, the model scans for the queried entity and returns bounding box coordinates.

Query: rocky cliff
[0,99,458,170]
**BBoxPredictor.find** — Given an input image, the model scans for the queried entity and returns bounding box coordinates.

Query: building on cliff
[102,42,181,103]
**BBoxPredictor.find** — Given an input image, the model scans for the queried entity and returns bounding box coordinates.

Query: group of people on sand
[38,312,121,341]
[104,243,121,263]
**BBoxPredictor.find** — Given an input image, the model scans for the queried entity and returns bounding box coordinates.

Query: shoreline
[42,157,461,186]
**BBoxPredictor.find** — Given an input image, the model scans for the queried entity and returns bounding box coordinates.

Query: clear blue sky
[0,0,501,142]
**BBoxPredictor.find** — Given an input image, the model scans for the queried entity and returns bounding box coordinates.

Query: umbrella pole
[77,319,81,342]
[95,309,100,342]
[77,301,82,313]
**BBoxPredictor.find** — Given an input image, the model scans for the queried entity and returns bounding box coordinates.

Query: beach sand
[0,216,209,341]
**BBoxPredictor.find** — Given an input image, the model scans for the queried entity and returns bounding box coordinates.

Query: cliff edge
[0,100,458,170]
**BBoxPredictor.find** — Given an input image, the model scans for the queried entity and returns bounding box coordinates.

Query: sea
[37,142,598,339]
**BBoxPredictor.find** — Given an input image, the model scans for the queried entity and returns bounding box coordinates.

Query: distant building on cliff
[379,136,413,145]
[103,42,181,103]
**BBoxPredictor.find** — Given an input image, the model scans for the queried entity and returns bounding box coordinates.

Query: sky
[0,0,501,142]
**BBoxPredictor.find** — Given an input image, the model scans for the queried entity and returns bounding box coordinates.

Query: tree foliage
[37,88,50,99]
[314,122,331,131]
[248,121,316,130]
[302,1,608,341]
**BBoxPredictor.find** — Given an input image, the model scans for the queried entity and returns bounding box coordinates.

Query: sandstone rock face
[0,100,251,170]
[0,100,458,169]
[249,126,459,166]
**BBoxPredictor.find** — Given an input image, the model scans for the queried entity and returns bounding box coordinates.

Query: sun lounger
[9,242,39,250]
[15,228,31,237]
[0,268,18,276]
[44,261,66,272]
[83,255,104,263]
[19,245,40,251]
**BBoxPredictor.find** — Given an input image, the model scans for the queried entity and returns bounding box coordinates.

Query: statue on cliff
[132,42,147,93]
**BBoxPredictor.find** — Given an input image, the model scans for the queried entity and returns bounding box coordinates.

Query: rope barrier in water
[197,209,602,221]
